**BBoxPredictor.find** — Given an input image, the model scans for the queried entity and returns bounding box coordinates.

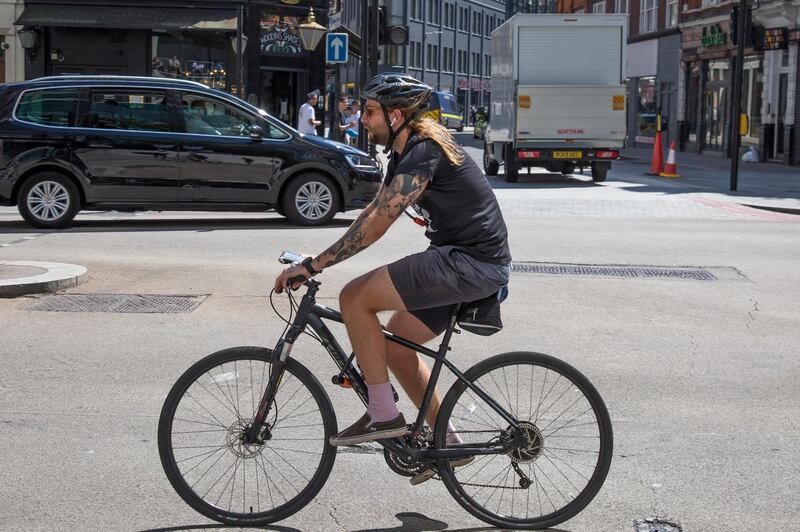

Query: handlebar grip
[287,275,307,289]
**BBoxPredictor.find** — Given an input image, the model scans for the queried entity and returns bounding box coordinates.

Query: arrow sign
[326,33,348,64]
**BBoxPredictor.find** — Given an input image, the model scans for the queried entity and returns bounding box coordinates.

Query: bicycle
[157,251,613,529]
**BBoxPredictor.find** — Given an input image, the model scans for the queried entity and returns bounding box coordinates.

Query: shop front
[247,1,327,130]
[679,17,763,156]
[15,1,243,87]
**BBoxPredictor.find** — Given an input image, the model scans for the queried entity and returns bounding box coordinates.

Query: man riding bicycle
[274,74,511,481]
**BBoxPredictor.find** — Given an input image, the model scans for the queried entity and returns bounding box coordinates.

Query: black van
[0,76,383,228]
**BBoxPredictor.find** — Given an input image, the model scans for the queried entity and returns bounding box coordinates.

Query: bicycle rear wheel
[434,352,612,529]
[158,346,337,526]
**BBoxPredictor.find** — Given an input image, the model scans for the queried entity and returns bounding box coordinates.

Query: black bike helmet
[362,74,432,109]
[361,74,432,153]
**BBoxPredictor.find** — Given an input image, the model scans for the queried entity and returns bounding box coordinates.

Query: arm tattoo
[315,173,429,270]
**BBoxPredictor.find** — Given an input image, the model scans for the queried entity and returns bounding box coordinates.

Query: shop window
[151,32,227,91]
[85,91,170,132]
[16,88,78,126]
[636,77,658,142]
[685,63,701,144]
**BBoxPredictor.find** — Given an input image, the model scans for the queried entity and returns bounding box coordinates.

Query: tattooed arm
[273,172,428,292]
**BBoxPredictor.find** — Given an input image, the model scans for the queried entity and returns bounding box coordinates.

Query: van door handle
[153,143,175,151]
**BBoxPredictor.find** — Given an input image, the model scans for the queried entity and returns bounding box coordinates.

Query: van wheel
[457,124,464,132]
[483,146,499,176]
[18,172,81,229]
[591,164,608,183]
[282,173,340,226]
[504,147,519,183]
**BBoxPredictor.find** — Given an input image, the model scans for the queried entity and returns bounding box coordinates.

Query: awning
[15,5,238,31]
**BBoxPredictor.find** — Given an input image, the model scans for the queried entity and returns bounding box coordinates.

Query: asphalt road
[0,133,798,531]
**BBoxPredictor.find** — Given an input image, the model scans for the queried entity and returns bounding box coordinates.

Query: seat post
[410,304,462,437]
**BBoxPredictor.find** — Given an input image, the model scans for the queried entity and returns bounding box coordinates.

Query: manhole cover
[26,294,207,313]
[634,517,682,532]
[511,262,717,281]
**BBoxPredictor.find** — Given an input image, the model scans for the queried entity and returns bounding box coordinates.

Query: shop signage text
[701,24,726,48]
[457,78,491,91]
[260,14,304,56]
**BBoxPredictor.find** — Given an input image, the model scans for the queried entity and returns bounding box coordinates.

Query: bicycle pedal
[331,375,353,388]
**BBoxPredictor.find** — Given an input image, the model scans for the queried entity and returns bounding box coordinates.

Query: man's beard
[367,128,389,145]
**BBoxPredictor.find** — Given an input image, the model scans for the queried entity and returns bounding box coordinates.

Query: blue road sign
[326,33,348,64]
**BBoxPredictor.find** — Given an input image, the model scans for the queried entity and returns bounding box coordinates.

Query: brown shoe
[329,412,409,446]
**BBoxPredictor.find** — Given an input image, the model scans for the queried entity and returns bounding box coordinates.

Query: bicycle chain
[428,429,531,490]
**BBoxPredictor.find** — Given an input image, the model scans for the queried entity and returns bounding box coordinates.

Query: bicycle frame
[248,279,522,463]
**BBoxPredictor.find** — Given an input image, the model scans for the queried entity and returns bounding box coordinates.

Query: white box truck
[483,14,628,183]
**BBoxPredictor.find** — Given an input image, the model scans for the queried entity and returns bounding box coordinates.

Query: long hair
[396,95,465,167]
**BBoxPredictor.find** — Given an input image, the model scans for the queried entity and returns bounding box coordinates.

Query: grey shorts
[387,245,510,335]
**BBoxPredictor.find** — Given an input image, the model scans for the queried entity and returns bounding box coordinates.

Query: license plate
[553,151,582,159]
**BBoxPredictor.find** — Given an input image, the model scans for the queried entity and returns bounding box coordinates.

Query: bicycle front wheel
[158,346,337,526]
[435,352,613,529]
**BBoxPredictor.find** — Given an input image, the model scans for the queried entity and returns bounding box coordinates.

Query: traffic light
[731,5,753,47]
[377,6,409,46]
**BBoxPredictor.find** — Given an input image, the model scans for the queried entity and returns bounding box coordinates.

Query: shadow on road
[0,216,354,234]
[351,511,571,532]
[139,525,299,532]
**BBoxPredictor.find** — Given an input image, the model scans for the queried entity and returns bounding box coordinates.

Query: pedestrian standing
[298,91,321,135]
[469,106,476,127]
[340,100,360,146]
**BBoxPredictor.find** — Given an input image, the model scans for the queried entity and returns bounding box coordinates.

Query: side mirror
[249,125,264,141]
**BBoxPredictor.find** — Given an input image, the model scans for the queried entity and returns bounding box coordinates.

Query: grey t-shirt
[384,135,511,264]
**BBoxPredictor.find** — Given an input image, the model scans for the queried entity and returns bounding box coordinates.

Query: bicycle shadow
[139,525,300,532]
[351,511,571,531]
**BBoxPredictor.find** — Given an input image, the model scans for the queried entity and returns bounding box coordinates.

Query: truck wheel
[483,146,499,176]
[18,172,81,229]
[591,164,608,183]
[504,151,519,183]
[282,173,340,226]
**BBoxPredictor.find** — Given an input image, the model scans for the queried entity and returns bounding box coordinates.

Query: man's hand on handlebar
[273,265,310,293]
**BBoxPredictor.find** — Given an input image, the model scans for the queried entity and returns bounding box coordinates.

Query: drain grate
[511,262,717,281]
[26,294,207,313]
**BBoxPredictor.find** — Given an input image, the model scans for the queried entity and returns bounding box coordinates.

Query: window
[443,47,454,72]
[409,42,422,69]
[484,55,491,77]
[179,94,260,137]
[485,14,492,36]
[593,2,606,13]
[16,88,78,126]
[411,0,424,20]
[429,0,440,25]
[458,50,468,74]
[460,7,469,32]
[84,91,170,132]
[614,0,627,13]
[639,0,657,34]
[472,52,481,76]
[427,44,439,70]
[666,0,678,27]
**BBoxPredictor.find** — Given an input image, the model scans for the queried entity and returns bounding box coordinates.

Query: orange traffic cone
[660,141,680,178]
[648,130,664,175]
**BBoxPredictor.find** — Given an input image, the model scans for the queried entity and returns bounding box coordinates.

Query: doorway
[703,59,730,151]
[261,70,306,128]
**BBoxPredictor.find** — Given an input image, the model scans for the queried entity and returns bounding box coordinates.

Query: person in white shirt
[298,92,321,135]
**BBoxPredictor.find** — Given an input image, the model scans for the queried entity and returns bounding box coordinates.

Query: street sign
[326,33,348,64]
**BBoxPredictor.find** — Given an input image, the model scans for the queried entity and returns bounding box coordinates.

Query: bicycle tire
[158,346,337,526]
[434,351,613,529]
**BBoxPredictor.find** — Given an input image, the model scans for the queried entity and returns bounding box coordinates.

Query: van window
[16,88,78,126]
[439,93,458,114]
[84,91,171,132]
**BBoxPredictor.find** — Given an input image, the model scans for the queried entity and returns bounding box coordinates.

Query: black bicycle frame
[249,279,521,462]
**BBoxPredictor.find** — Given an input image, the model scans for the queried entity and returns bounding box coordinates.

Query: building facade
[750,0,800,165]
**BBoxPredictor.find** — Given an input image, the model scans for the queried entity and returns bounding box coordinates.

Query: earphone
[390,117,397,127]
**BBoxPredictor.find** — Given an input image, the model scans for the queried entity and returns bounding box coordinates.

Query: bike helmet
[361,74,432,153]
[362,74,432,110]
